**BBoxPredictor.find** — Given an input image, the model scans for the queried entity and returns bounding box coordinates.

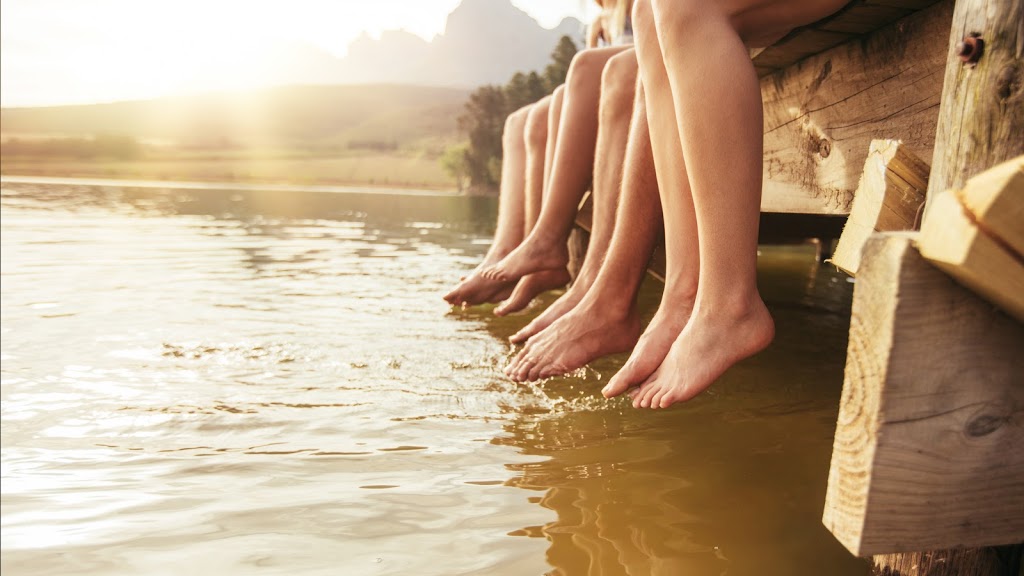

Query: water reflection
[469,248,865,575]
[1,180,866,575]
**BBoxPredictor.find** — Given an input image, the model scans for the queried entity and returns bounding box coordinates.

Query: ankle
[584,285,637,320]
[528,226,569,249]
[485,242,518,262]
[661,280,698,309]
[695,289,766,323]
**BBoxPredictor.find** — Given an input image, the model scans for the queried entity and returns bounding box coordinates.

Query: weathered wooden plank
[831,140,929,275]
[925,0,1024,208]
[955,155,1024,259]
[823,233,1024,556]
[917,188,1024,322]
[753,0,942,75]
[574,192,846,281]
[872,546,1024,576]
[566,228,589,284]
[755,29,855,71]
[760,0,951,215]
[818,4,914,35]
[865,0,942,10]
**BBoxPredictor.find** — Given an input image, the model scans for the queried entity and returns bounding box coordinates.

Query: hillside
[339,0,582,87]
[0,84,476,190]
[0,84,471,152]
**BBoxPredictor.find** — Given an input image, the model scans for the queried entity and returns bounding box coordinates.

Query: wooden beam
[831,140,929,275]
[823,233,1024,556]
[924,0,1024,210]
[752,0,942,75]
[574,192,846,281]
[917,188,1024,322]
[760,0,951,215]
[955,155,1024,259]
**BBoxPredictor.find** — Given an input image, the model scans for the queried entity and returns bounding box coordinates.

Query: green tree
[505,71,547,113]
[440,144,470,192]
[459,85,507,190]
[452,35,579,193]
[544,36,578,92]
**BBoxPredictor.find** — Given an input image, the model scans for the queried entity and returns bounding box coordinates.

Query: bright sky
[0,0,594,108]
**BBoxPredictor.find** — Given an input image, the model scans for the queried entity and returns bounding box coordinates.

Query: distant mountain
[0,85,472,150]
[121,0,582,94]
[340,0,584,87]
[0,0,583,149]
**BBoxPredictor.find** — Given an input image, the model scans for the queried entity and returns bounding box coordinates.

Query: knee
[524,100,550,148]
[650,0,705,33]
[552,84,566,108]
[599,52,638,120]
[503,108,529,143]
[565,49,606,93]
[601,51,638,95]
[632,0,655,37]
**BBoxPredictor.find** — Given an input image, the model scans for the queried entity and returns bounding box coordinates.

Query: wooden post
[823,234,1024,558]
[566,228,588,284]
[924,0,1024,211]
[831,140,930,275]
[823,0,1024,565]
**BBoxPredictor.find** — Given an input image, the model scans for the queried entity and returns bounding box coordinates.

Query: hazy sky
[1,0,594,107]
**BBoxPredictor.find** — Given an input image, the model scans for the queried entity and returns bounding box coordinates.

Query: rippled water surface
[1,180,869,575]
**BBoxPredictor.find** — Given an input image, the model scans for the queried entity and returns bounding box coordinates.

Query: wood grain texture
[823,233,1024,556]
[574,193,845,281]
[566,228,589,284]
[753,0,942,75]
[760,0,951,215]
[955,155,1024,259]
[917,188,1024,321]
[925,0,1024,208]
[873,546,1023,576]
[832,140,930,275]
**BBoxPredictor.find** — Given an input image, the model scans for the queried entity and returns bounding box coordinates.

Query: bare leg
[523,96,552,235]
[601,0,702,399]
[483,45,631,282]
[443,106,530,306]
[495,96,572,316]
[506,80,662,382]
[544,85,566,202]
[510,50,639,344]
[620,0,845,409]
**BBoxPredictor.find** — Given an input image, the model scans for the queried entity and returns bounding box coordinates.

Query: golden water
[1,181,868,575]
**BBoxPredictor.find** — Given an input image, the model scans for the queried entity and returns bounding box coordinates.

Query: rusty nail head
[956,34,984,64]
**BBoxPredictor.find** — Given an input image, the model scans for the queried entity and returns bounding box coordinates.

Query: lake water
[1,180,869,575]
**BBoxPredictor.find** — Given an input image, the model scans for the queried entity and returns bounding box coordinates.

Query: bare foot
[443,270,515,307]
[480,232,570,282]
[494,268,572,317]
[508,269,597,344]
[600,299,693,400]
[504,295,641,382]
[629,297,775,410]
[443,244,519,306]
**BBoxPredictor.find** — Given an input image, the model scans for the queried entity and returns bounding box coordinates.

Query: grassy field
[0,84,472,191]
[0,152,456,190]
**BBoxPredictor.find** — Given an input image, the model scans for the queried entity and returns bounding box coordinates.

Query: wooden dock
[570,0,1024,572]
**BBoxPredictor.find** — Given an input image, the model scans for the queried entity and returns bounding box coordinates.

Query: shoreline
[0,174,463,198]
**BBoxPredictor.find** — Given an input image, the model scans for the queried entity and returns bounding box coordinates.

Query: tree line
[1,134,142,160]
[443,36,578,193]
